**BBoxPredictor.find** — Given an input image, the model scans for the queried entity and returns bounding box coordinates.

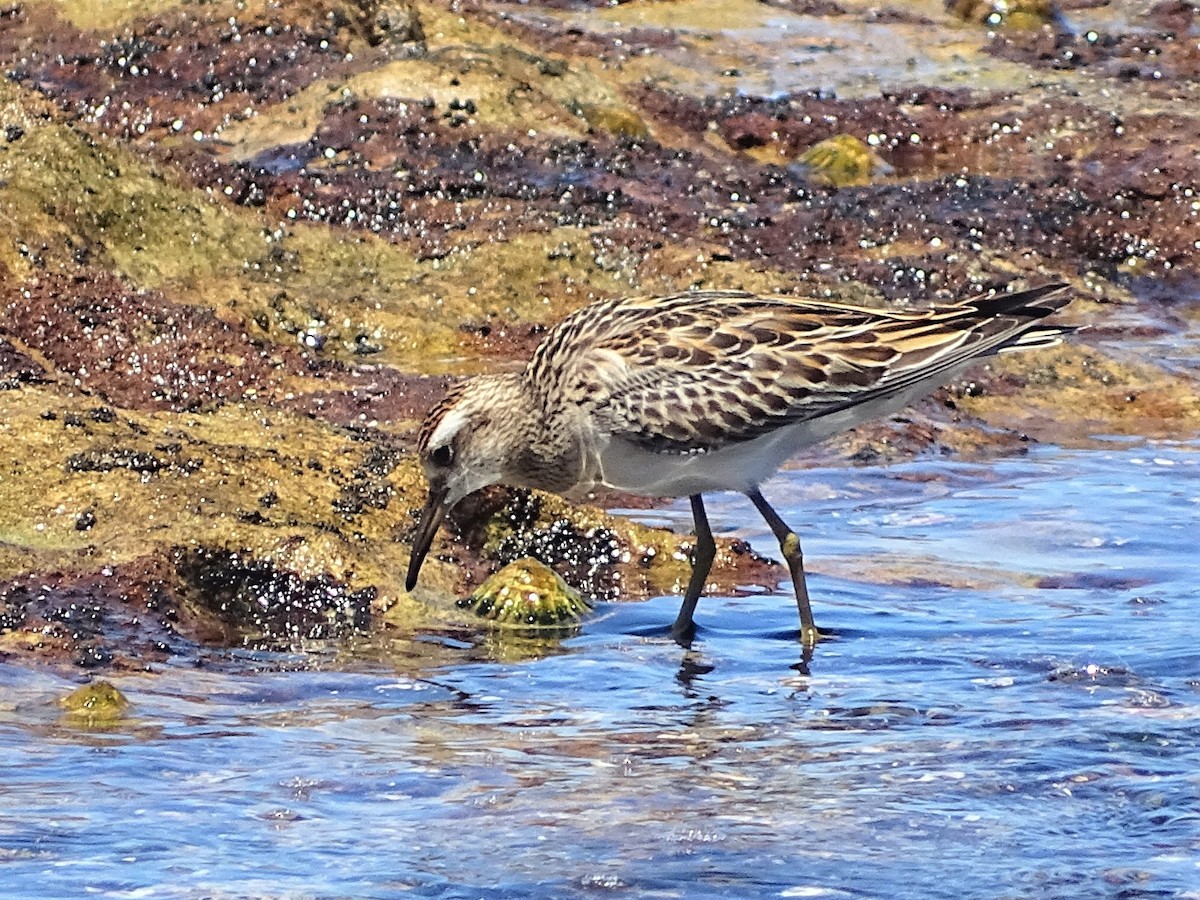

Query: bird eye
[430,444,453,468]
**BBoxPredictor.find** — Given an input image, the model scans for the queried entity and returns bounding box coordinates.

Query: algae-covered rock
[350,0,426,49]
[457,557,592,628]
[947,0,1061,30]
[574,103,652,140]
[793,135,893,188]
[59,680,130,726]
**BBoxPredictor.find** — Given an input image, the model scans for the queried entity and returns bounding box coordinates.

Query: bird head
[405,375,524,591]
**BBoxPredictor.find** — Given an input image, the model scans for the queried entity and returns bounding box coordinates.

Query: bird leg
[671,494,716,642]
[746,488,819,647]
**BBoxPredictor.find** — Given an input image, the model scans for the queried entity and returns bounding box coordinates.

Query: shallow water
[2,442,1199,899]
[526,0,1092,100]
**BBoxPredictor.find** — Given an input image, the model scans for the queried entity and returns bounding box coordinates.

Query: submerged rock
[59,680,130,727]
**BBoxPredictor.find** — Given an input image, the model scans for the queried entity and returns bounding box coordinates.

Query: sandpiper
[406,284,1072,645]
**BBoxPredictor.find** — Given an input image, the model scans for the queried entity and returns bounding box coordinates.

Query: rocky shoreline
[1,0,1197,669]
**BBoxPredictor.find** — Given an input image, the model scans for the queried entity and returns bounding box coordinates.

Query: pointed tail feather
[813,283,1075,419]
[981,283,1074,353]
[996,323,1076,353]
[967,282,1072,319]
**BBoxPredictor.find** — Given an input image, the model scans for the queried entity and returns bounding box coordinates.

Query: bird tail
[995,324,1075,353]
[980,283,1075,354]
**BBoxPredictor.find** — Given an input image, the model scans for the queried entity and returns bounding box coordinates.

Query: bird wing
[531,286,1071,454]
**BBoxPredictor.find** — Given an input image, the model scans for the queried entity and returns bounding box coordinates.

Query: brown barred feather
[524,285,1072,454]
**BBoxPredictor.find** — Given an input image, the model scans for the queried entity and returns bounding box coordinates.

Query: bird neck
[486,372,586,493]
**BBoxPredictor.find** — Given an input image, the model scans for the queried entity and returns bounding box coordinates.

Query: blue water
[2,443,1198,899]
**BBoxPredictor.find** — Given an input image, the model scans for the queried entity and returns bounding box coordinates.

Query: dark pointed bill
[405,483,450,591]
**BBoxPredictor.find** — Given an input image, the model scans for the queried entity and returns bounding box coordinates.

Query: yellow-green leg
[747,488,819,646]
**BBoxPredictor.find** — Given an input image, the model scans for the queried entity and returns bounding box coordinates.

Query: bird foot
[669,619,697,648]
[800,624,833,648]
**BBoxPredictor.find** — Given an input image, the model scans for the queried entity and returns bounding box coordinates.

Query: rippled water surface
[2,443,1199,899]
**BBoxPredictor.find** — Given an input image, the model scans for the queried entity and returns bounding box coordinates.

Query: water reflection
[1,443,1198,898]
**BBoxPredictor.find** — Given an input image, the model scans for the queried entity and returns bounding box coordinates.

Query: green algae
[0,123,267,286]
[964,343,1200,445]
[0,116,456,367]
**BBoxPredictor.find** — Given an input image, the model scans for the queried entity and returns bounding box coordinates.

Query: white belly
[597,428,804,497]
[594,376,960,497]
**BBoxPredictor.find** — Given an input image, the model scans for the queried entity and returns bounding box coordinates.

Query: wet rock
[59,680,130,727]
[488,490,626,599]
[816,398,1034,465]
[348,0,426,49]
[0,337,46,389]
[0,1,358,146]
[0,0,1197,676]
[791,134,893,188]
[283,369,452,429]
[1141,1,1196,35]
[333,442,400,517]
[449,486,781,604]
[175,547,375,646]
[0,269,303,412]
[66,447,166,477]
[988,22,1200,81]
[960,344,1200,443]
[1036,572,1154,591]
[0,562,190,670]
[1046,662,1137,687]
[947,0,1062,30]
[458,557,591,627]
